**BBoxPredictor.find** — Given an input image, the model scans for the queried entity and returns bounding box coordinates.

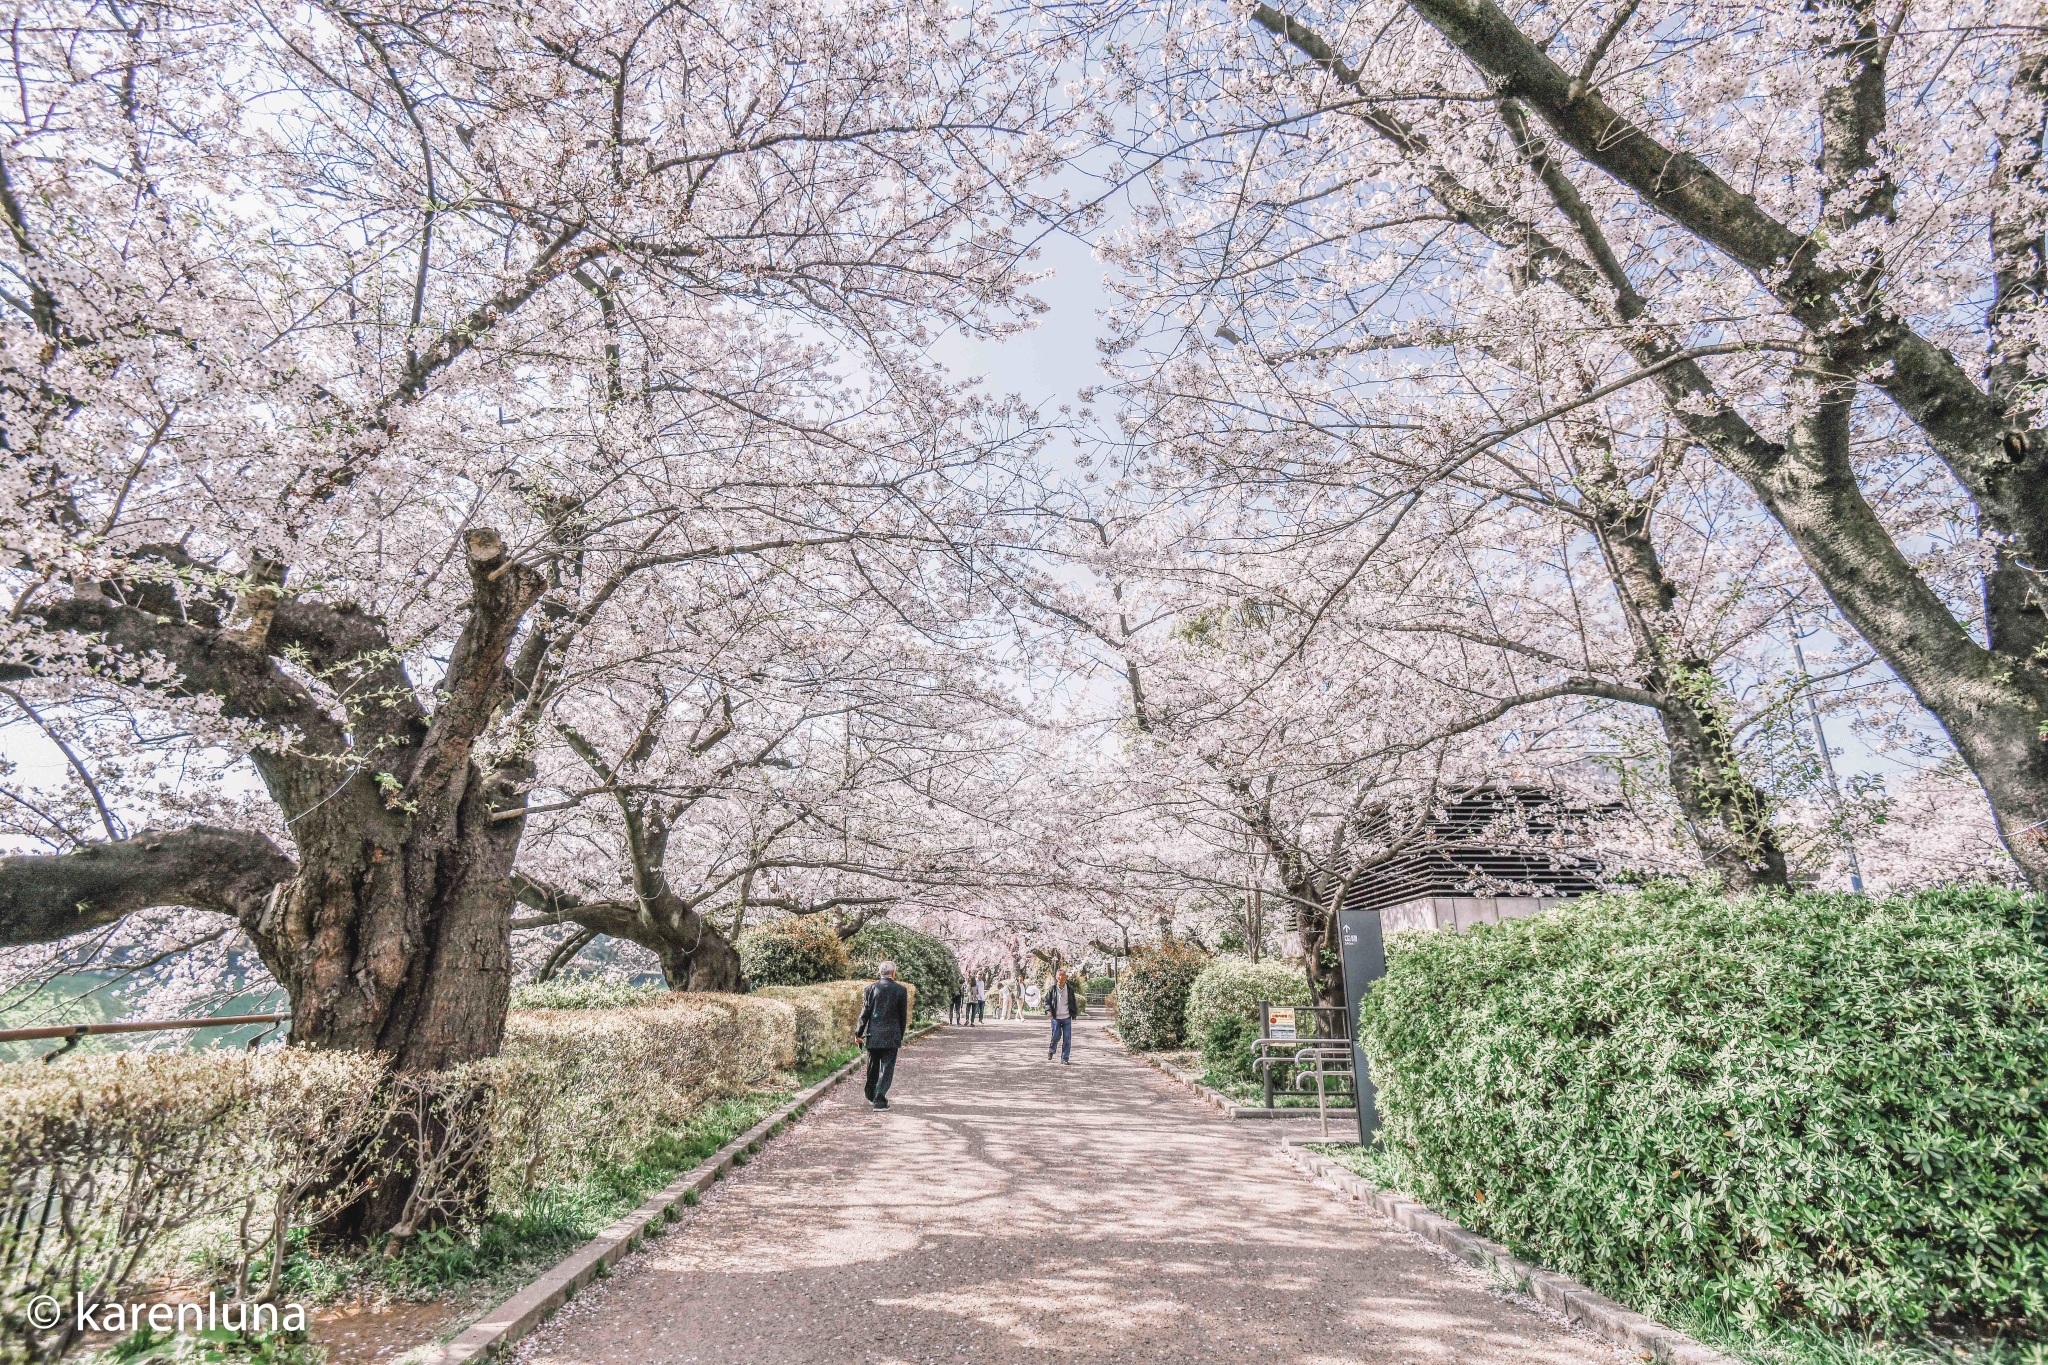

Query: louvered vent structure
[1337,784,1610,934]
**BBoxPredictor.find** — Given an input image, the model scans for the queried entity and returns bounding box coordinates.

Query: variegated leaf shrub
[1361,884,2048,1338]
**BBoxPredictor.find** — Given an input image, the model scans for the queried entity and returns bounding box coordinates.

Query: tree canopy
[0,0,2039,1098]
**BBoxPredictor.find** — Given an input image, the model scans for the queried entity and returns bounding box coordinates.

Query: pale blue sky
[930,223,1118,469]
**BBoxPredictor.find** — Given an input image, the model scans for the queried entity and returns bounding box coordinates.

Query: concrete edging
[416,1025,938,1365]
[1133,1042,1737,1365]
[1132,1049,1334,1122]
[1279,1141,1741,1365]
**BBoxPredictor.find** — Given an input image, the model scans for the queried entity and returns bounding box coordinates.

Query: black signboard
[1337,907,1388,1144]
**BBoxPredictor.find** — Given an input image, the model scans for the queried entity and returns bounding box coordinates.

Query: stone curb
[1133,1042,1737,1365]
[1133,1049,1335,1122]
[415,1025,938,1365]
[1279,1141,1741,1365]
[1133,1050,1234,1115]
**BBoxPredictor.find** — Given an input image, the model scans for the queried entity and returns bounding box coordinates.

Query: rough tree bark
[1585,472,1789,892]
[0,826,297,944]
[512,878,746,992]
[1233,783,1349,1008]
[0,530,544,1235]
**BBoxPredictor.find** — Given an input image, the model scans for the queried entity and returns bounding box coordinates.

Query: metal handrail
[0,1012,291,1062]
[1245,1040,1356,1137]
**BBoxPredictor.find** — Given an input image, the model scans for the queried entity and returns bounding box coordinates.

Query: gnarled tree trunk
[513,878,747,992]
[0,530,545,1240]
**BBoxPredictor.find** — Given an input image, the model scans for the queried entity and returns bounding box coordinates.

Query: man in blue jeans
[1044,968,1082,1064]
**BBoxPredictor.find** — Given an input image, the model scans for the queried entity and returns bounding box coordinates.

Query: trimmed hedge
[1184,958,1313,1042]
[1114,939,1210,1050]
[508,980,665,1010]
[753,981,867,1067]
[845,921,961,1020]
[497,991,796,1193]
[1360,882,2048,1337]
[3,984,863,1359]
[737,917,852,986]
[1186,959,1312,1085]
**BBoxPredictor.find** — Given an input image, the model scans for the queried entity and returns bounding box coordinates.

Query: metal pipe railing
[0,1012,291,1062]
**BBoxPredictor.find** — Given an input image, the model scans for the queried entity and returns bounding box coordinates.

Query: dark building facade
[1336,784,1609,934]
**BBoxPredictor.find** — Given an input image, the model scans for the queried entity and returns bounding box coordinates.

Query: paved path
[515,1018,1620,1365]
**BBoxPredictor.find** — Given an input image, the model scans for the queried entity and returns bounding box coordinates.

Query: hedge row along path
[510,1018,1621,1364]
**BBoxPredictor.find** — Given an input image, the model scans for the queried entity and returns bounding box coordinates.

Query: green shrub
[1360,882,2048,1338]
[1184,958,1313,1042]
[752,981,866,1067]
[1084,975,1115,997]
[845,921,961,1020]
[509,980,665,1011]
[1199,1014,1261,1085]
[737,918,852,987]
[1114,939,1211,1050]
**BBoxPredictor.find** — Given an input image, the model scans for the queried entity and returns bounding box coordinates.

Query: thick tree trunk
[591,891,747,993]
[257,533,542,1239]
[1295,892,1346,1010]
[648,900,746,992]
[1592,495,1789,893]
[239,531,543,1072]
[512,880,748,993]
[256,769,523,1072]
[0,531,546,1243]
[1235,792,1347,1008]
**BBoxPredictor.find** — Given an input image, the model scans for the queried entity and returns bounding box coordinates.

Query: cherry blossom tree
[1071,0,2048,887]
[0,0,1073,1110]
[506,544,1059,990]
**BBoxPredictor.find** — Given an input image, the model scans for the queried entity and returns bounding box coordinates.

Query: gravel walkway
[514,1018,1621,1365]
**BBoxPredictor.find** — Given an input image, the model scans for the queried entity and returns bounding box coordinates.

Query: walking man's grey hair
[878,960,897,978]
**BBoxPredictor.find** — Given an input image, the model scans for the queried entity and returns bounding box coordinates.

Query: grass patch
[1305,1140,1408,1191]
[796,1044,860,1086]
[383,1092,785,1292]
[245,1088,802,1306]
[100,1323,322,1365]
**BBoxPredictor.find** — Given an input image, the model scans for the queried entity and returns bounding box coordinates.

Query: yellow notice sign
[1267,1006,1297,1040]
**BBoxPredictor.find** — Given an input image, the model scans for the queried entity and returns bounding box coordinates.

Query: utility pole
[1791,620,1865,893]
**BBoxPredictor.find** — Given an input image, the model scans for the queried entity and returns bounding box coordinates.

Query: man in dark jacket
[1044,968,1083,1064]
[855,961,911,1109]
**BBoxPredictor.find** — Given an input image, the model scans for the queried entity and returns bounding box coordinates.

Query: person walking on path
[948,984,962,1025]
[1045,968,1082,1064]
[971,975,986,1025]
[855,962,910,1109]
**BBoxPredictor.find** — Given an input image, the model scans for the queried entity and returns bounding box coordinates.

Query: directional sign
[1337,907,1388,1144]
